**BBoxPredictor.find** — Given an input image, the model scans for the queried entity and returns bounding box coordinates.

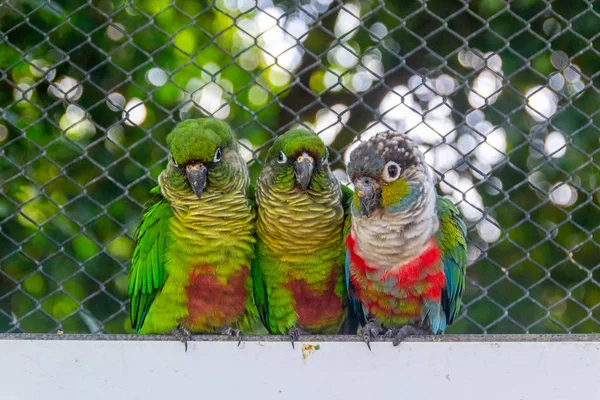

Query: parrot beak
[355,177,381,217]
[294,152,314,191]
[186,162,208,199]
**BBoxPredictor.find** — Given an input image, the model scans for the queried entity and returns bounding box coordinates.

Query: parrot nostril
[360,177,376,188]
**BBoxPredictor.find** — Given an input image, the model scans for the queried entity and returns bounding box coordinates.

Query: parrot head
[265,128,330,191]
[165,118,240,198]
[347,131,429,217]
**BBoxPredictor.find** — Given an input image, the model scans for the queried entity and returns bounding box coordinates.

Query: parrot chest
[185,265,250,330]
[255,183,345,256]
[348,234,446,327]
[167,191,255,331]
[255,179,347,333]
[284,266,345,332]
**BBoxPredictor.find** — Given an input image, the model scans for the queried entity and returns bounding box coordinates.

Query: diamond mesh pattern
[1,0,599,334]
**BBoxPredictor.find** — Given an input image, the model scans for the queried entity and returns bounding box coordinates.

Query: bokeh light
[550,182,578,207]
[123,98,147,126]
[545,131,567,158]
[526,87,557,121]
[48,76,82,100]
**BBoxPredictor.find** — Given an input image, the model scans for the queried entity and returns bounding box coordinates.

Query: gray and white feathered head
[347,131,432,217]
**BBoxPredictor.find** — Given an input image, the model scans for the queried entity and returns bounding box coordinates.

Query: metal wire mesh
[1,0,599,334]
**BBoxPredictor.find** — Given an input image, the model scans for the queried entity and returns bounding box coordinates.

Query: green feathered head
[166,118,234,165]
[165,118,243,198]
[346,131,429,216]
[264,128,330,191]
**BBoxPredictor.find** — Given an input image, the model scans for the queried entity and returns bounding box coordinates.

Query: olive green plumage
[128,118,257,335]
[252,129,350,335]
[166,118,234,165]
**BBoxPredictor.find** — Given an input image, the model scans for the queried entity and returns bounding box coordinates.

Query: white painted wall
[1,336,599,400]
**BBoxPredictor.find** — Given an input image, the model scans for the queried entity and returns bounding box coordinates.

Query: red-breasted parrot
[128,118,257,345]
[345,131,467,347]
[251,128,352,342]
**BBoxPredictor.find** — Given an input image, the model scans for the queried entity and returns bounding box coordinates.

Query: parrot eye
[277,151,287,164]
[382,161,401,182]
[321,155,328,164]
[213,148,222,162]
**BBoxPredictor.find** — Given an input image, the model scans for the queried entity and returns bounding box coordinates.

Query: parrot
[252,128,352,343]
[345,130,467,348]
[128,118,257,347]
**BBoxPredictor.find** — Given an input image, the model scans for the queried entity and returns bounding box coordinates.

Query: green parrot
[128,118,257,345]
[345,131,467,348]
[252,128,352,341]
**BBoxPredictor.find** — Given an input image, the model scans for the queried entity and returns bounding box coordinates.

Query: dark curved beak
[355,177,381,217]
[294,152,314,191]
[186,162,207,199]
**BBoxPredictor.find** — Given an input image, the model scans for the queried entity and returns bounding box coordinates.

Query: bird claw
[361,320,383,351]
[172,327,192,352]
[221,326,243,346]
[288,327,307,349]
[387,325,432,346]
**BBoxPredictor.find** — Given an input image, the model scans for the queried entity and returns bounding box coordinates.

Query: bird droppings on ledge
[301,343,320,360]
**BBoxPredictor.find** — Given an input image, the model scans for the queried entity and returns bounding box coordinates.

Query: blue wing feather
[435,196,468,329]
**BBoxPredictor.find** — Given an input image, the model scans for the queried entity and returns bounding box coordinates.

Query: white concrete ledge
[1,334,599,400]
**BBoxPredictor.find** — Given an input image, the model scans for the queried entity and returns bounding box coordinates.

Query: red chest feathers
[185,266,249,329]
[346,235,446,319]
[285,268,344,331]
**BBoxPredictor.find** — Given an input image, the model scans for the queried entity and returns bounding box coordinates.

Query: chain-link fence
[1,0,599,334]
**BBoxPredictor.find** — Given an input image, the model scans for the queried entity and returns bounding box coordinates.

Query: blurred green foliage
[1,0,599,334]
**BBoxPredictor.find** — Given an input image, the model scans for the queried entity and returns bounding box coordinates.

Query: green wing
[341,184,353,239]
[251,254,270,331]
[248,183,271,332]
[435,196,468,325]
[128,189,172,332]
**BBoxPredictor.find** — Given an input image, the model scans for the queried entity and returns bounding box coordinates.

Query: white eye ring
[169,153,178,167]
[213,148,222,162]
[321,155,328,164]
[277,150,287,164]
[382,161,401,182]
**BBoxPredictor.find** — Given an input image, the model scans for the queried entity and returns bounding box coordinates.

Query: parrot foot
[361,319,383,351]
[386,324,432,346]
[288,327,308,349]
[221,326,243,346]
[172,327,192,352]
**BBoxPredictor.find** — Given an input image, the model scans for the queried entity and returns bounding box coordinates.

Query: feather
[436,196,467,325]
[128,196,172,331]
[252,130,349,334]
